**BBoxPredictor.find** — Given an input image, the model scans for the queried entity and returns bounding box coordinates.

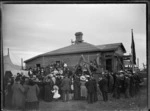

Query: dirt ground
[39,86,148,111]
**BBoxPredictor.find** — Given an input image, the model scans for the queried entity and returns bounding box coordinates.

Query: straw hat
[80,76,86,81]
[119,70,124,73]
[48,74,53,77]
[85,75,90,78]
[64,63,67,67]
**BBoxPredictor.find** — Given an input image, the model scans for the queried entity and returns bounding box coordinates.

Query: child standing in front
[52,85,61,101]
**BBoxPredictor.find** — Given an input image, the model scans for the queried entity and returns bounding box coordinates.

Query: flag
[131,29,136,64]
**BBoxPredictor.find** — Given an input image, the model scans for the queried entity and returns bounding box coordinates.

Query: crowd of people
[4,61,142,111]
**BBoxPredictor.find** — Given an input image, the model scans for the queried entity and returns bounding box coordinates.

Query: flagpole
[131,29,133,72]
[131,29,136,73]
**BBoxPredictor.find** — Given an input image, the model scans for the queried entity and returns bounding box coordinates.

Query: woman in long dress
[25,79,40,110]
[11,77,25,110]
[44,76,54,102]
[74,76,81,100]
[4,77,14,109]
[80,76,87,100]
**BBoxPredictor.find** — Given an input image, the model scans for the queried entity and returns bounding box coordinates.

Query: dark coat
[74,78,81,100]
[44,79,54,102]
[98,78,108,92]
[85,79,95,93]
[56,77,62,87]
[92,79,97,92]
[61,77,71,91]
[124,76,130,89]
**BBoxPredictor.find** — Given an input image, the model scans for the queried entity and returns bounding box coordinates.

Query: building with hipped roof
[24,32,126,73]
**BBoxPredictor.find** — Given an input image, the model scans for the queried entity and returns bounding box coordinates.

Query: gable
[115,47,124,56]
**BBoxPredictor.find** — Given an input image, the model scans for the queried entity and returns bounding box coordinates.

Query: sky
[2,4,146,69]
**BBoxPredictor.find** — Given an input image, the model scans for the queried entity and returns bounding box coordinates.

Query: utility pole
[21,58,23,70]
[8,48,9,56]
[137,58,139,68]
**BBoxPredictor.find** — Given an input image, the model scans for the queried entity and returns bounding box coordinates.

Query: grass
[3,86,147,111]
[39,86,148,111]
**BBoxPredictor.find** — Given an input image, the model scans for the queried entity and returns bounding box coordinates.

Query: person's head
[65,74,68,78]
[5,71,13,79]
[8,78,12,83]
[99,76,103,81]
[47,76,51,79]
[24,77,29,84]
[87,77,90,81]
[17,73,20,76]
[15,77,21,83]
[28,79,35,86]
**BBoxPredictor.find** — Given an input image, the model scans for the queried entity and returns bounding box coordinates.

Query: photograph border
[1,0,149,110]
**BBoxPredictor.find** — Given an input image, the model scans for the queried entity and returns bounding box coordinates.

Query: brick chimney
[75,32,83,44]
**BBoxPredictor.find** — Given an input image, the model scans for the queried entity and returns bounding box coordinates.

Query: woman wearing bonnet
[80,75,88,100]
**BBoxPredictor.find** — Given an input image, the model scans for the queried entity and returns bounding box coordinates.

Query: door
[36,64,41,68]
[106,59,112,72]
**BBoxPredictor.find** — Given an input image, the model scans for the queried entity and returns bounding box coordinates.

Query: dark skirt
[4,90,13,109]
[4,84,14,109]
[25,101,39,110]
[44,84,53,102]
[74,87,81,100]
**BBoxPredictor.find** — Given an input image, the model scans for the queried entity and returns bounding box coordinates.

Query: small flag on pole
[131,29,136,65]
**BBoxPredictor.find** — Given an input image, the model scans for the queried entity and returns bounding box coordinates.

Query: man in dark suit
[98,76,108,102]
[74,76,81,100]
[92,76,98,102]
[85,77,95,104]
[61,75,71,102]
[124,74,130,98]
[113,73,122,99]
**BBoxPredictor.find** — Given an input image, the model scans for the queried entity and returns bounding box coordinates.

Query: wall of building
[25,56,43,69]
[25,46,125,72]
[25,52,102,69]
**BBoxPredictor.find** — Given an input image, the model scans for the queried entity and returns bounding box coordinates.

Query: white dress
[52,90,60,99]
